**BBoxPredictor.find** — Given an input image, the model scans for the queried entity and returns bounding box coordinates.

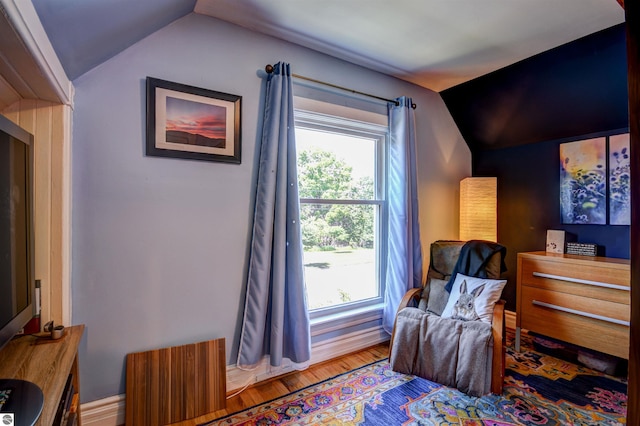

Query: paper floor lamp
[459,177,497,242]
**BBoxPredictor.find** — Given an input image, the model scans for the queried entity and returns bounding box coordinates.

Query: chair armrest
[388,287,423,360]
[396,287,423,315]
[490,299,506,394]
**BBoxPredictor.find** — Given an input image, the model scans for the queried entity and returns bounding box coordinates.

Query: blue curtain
[237,62,311,369]
[382,97,423,334]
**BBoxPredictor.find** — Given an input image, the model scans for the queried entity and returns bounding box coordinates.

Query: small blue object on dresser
[565,242,598,256]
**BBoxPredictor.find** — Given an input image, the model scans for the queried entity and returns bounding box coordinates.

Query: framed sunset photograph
[146,77,241,163]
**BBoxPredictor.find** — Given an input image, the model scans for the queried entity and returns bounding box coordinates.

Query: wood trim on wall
[0,0,74,107]
[1,99,72,326]
[626,0,639,422]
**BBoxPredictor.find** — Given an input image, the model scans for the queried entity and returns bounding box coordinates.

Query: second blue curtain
[382,97,423,334]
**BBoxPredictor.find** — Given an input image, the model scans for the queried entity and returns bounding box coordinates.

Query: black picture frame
[146,77,241,164]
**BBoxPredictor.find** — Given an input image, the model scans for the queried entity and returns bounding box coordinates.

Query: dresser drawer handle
[532,300,630,326]
[532,272,630,291]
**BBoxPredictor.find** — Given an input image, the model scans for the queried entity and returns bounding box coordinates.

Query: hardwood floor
[169,343,390,426]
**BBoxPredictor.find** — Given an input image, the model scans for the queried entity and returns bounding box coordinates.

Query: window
[294,102,388,318]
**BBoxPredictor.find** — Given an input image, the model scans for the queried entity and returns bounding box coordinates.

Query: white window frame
[293,102,389,323]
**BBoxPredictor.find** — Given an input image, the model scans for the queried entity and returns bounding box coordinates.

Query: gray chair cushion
[425,278,450,316]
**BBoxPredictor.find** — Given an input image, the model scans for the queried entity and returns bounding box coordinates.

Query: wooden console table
[0,324,84,425]
[516,252,630,359]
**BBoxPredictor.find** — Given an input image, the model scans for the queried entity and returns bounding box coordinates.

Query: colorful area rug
[203,333,627,425]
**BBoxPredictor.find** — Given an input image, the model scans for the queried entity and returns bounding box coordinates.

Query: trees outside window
[295,111,387,313]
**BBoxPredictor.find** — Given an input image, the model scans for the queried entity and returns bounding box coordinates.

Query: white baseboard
[311,325,389,366]
[80,395,125,426]
[81,326,390,425]
[227,325,389,390]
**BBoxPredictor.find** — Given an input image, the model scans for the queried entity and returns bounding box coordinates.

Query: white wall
[71,12,470,402]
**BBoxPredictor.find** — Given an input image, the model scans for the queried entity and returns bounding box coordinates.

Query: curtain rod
[265,64,416,109]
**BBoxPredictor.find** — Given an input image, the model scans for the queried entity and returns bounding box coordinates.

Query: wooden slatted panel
[126,338,226,425]
[172,345,184,418]
[158,348,172,423]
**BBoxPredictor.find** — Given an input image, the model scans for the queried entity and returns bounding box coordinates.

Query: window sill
[310,303,384,337]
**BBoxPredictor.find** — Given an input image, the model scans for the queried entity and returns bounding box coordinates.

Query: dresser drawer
[521,286,630,325]
[520,287,630,359]
[520,257,630,304]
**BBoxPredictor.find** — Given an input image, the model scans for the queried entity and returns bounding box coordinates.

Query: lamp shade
[459,177,497,242]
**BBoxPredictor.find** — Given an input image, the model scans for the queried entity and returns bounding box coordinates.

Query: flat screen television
[0,114,35,352]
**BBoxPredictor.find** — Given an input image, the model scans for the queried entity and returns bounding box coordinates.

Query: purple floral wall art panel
[609,133,630,225]
[560,137,606,225]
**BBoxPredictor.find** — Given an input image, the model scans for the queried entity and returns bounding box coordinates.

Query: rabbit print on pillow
[451,280,485,321]
[441,273,507,323]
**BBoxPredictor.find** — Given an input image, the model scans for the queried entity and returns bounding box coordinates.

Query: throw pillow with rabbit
[450,280,485,321]
[440,273,507,323]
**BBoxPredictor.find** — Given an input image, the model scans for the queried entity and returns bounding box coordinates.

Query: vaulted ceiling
[30,0,625,92]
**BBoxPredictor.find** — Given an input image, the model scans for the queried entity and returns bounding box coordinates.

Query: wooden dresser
[516,252,630,359]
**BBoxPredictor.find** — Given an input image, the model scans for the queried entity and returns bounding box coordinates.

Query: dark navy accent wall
[441,23,630,311]
[474,136,630,310]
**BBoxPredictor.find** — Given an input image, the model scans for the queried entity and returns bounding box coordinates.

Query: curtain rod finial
[265,64,274,74]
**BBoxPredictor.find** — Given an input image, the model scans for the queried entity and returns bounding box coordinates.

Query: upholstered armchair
[389,240,507,396]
